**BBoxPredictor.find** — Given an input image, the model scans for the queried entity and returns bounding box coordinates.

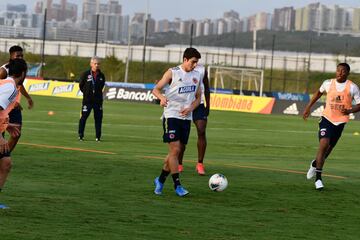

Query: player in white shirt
[0,46,34,152]
[0,59,27,209]
[303,63,360,190]
[178,64,210,175]
[152,48,202,197]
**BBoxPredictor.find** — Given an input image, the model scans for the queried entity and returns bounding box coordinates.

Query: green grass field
[1,95,360,240]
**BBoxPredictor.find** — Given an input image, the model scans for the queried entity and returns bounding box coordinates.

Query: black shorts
[0,150,11,159]
[9,107,22,125]
[163,118,191,145]
[318,117,345,147]
[192,104,207,122]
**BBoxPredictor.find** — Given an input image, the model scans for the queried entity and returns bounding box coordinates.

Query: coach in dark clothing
[78,56,105,142]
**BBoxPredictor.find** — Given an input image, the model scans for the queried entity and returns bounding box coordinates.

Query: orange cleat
[196,163,205,175]
[178,164,184,173]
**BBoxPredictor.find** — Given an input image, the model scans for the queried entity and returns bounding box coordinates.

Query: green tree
[101,55,122,82]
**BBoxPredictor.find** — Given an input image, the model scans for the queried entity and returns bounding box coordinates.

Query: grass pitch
[1,95,360,240]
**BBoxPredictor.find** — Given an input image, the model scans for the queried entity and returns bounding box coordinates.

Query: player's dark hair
[338,63,350,72]
[7,59,27,78]
[183,47,201,60]
[9,45,23,54]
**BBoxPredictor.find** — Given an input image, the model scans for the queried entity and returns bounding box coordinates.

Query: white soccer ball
[208,173,228,192]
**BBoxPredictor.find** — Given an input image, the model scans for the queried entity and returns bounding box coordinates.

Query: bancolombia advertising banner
[210,94,275,114]
[23,79,82,99]
[103,87,157,103]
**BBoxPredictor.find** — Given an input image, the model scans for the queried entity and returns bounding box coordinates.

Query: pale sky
[1,0,360,20]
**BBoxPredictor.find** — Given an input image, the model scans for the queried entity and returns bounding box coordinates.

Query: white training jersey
[163,65,201,120]
[194,64,205,104]
[1,63,9,76]
[0,77,17,110]
[320,79,360,104]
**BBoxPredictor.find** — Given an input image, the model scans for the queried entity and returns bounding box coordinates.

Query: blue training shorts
[318,116,345,147]
[9,107,22,125]
[162,118,191,145]
[192,104,207,122]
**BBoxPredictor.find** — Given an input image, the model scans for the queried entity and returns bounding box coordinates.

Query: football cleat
[307,159,316,180]
[196,163,205,175]
[154,177,163,195]
[315,179,324,190]
[175,185,189,197]
[0,203,9,209]
[95,138,101,142]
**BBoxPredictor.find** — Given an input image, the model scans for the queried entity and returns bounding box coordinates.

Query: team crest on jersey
[320,128,327,136]
[193,78,198,84]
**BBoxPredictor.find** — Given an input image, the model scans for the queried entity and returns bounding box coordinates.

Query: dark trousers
[78,103,103,139]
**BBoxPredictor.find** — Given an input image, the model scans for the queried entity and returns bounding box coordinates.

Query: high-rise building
[203,19,213,36]
[272,7,295,31]
[254,12,271,30]
[83,0,98,22]
[353,8,360,32]
[6,4,27,12]
[155,19,170,33]
[108,0,122,14]
[295,3,319,31]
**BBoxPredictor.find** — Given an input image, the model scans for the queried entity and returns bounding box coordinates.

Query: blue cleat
[175,185,189,197]
[154,177,163,195]
[0,203,9,209]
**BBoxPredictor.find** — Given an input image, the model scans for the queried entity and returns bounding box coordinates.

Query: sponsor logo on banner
[77,89,83,97]
[210,93,275,114]
[311,105,324,117]
[52,84,75,95]
[105,87,157,103]
[28,82,50,92]
[24,79,82,99]
[106,88,117,99]
[274,92,310,102]
[283,103,299,115]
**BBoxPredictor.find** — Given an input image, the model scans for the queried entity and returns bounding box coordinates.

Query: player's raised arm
[152,69,172,107]
[303,90,323,120]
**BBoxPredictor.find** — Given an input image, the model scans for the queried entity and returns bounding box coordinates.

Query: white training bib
[164,65,201,120]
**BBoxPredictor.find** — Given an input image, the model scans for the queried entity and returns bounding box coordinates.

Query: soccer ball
[208,173,228,192]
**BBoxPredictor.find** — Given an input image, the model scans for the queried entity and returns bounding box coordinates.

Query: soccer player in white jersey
[0,59,28,209]
[152,48,202,197]
[178,64,210,175]
[0,45,34,152]
[303,63,360,190]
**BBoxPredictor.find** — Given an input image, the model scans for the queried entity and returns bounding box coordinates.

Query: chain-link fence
[1,36,359,93]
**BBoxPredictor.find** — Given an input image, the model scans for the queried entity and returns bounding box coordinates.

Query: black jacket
[79,69,106,105]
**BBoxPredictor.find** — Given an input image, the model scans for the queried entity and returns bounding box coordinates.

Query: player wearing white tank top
[0,46,34,153]
[152,48,202,197]
[0,59,27,209]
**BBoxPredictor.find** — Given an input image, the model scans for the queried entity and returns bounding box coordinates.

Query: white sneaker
[315,179,324,190]
[307,159,316,180]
